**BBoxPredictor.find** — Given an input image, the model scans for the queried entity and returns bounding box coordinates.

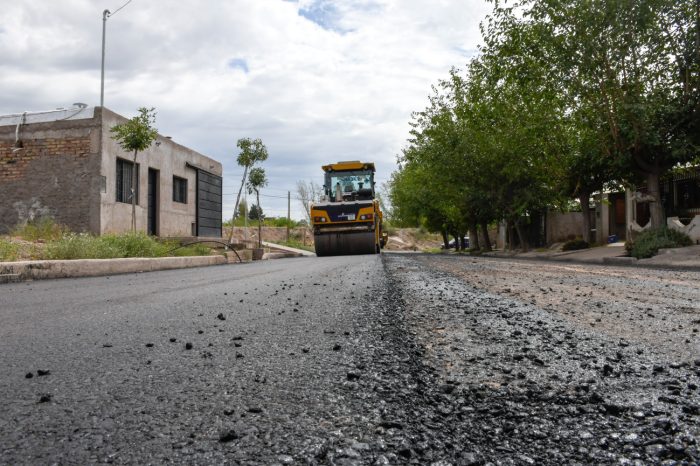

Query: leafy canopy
[110,107,158,153]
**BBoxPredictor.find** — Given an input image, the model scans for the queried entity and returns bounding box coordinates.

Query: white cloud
[0,0,491,220]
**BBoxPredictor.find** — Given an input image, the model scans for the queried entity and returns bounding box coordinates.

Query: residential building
[0,106,222,237]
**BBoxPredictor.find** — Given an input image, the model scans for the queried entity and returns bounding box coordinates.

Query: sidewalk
[482,242,700,270]
[262,241,316,258]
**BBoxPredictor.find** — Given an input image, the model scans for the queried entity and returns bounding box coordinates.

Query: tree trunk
[480,223,492,251]
[228,165,249,243]
[646,171,664,228]
[468,222,479,251]
[441,229,449,249]
[514,220,528,251]
[256,190,262,248]
[451,232,460,251]
[578,190,592,243]
[131,149,138,232]
[505,219,513,251]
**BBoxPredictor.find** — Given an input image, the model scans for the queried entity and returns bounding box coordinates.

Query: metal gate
[196,170,222,237]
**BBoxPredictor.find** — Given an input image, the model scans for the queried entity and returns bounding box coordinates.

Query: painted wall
[0,110,102,234]
[100,108,222,237]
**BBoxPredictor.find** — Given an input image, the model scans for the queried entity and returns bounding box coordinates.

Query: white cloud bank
[0,0,491,219]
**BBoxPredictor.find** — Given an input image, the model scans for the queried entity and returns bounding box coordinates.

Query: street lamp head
[103,9,111,19]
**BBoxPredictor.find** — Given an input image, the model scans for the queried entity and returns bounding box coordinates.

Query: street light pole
[100,9,110,108]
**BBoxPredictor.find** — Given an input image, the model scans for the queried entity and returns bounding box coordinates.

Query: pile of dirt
[384,228,443,251]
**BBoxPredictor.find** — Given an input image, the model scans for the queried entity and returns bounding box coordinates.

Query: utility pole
[100,9,110,107]
[287,191,291,242]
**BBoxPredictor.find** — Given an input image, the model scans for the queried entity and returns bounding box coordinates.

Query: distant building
[0,106,222,237]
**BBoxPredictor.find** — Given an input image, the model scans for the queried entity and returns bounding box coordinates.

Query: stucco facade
[0,106,222,237]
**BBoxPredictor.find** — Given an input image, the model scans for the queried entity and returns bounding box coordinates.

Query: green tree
[502,0,700,227]
[246,167,268,248]
[248,204,263,220]
[229,138,268,242]
[110,107,158,232]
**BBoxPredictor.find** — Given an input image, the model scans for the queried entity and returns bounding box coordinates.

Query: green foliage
[270,217,298,228]
[236,138,269,168]
[562,239,590,251]
[110,107,158,154]
[390,0,699,245]
[626,228,693,259]
[12,217,66,241]
[44,232,213,260]
[0,239,19,262]
[246,167,267,195]
[248,204,264,220]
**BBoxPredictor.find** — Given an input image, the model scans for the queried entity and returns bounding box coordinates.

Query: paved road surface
[1,254,699,464]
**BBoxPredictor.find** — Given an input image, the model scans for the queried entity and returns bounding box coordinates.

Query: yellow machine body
[311,161,387,256]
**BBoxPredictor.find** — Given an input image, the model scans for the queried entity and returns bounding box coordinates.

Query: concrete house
[0,106,222,237]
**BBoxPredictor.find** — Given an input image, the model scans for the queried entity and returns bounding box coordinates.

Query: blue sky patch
[228,58,249,73]
[298,1,347,33]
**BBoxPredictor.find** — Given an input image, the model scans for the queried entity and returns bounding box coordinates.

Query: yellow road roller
[311,161,387,256]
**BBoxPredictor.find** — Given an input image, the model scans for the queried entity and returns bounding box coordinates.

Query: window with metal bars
[116,158,139,204]
[173,176,187,203]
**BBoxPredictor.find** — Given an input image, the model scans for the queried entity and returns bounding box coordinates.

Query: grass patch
[0,239,20,262]
[626,227,692,259]
[44,232,214,260]
[12,218,67,241]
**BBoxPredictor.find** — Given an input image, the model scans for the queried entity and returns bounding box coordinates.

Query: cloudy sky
[0,0,491,220]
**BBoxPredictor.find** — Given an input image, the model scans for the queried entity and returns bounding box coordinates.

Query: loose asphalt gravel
[0,253,699,465]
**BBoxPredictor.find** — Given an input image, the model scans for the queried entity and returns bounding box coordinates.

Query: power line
[108,0,132,17]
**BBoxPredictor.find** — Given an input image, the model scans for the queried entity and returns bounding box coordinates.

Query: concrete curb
[0,255,228,284]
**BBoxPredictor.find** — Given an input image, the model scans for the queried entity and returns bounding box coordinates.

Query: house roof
[0,106,95,127]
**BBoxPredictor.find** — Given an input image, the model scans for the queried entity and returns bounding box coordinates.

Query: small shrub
[12,218,67,241]
[0,239,20,262]
[99,232,165,257]
[44,233,117,260]
[628,227,692,259]
[562,238,590,251]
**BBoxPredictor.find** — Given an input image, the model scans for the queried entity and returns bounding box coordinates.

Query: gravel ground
[1,254,699,465]
[381,254,700,464]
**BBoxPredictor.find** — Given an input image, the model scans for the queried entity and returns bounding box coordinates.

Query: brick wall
[0,115,102,234]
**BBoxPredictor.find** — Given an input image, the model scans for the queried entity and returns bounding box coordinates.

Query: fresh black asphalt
[1,254,698,465]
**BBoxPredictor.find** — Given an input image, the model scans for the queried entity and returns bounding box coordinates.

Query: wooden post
[287,191,290,242]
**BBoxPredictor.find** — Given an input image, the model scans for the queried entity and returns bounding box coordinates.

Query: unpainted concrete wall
[100,109,222,236]
[0,113,102,234]
[547,211,584,243]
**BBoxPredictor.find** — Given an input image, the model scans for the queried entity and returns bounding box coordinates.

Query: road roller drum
[314,231,377,256]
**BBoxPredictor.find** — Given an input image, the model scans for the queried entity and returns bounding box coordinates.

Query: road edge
[0,255,229,283]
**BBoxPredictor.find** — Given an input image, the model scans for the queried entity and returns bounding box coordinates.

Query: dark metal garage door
[196,170,222,237]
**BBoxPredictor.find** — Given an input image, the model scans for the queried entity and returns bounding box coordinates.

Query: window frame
[173,175,188,204]
[116,158,139,204]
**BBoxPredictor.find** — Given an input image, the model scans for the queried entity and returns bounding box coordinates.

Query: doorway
[148,169,158,236]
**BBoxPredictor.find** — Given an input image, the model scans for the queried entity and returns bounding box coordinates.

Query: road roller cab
[311,161,386,256]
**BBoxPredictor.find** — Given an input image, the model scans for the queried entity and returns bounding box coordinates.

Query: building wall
[100,109,222,237]
[0,109,102,234]
[546,211,584,243]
